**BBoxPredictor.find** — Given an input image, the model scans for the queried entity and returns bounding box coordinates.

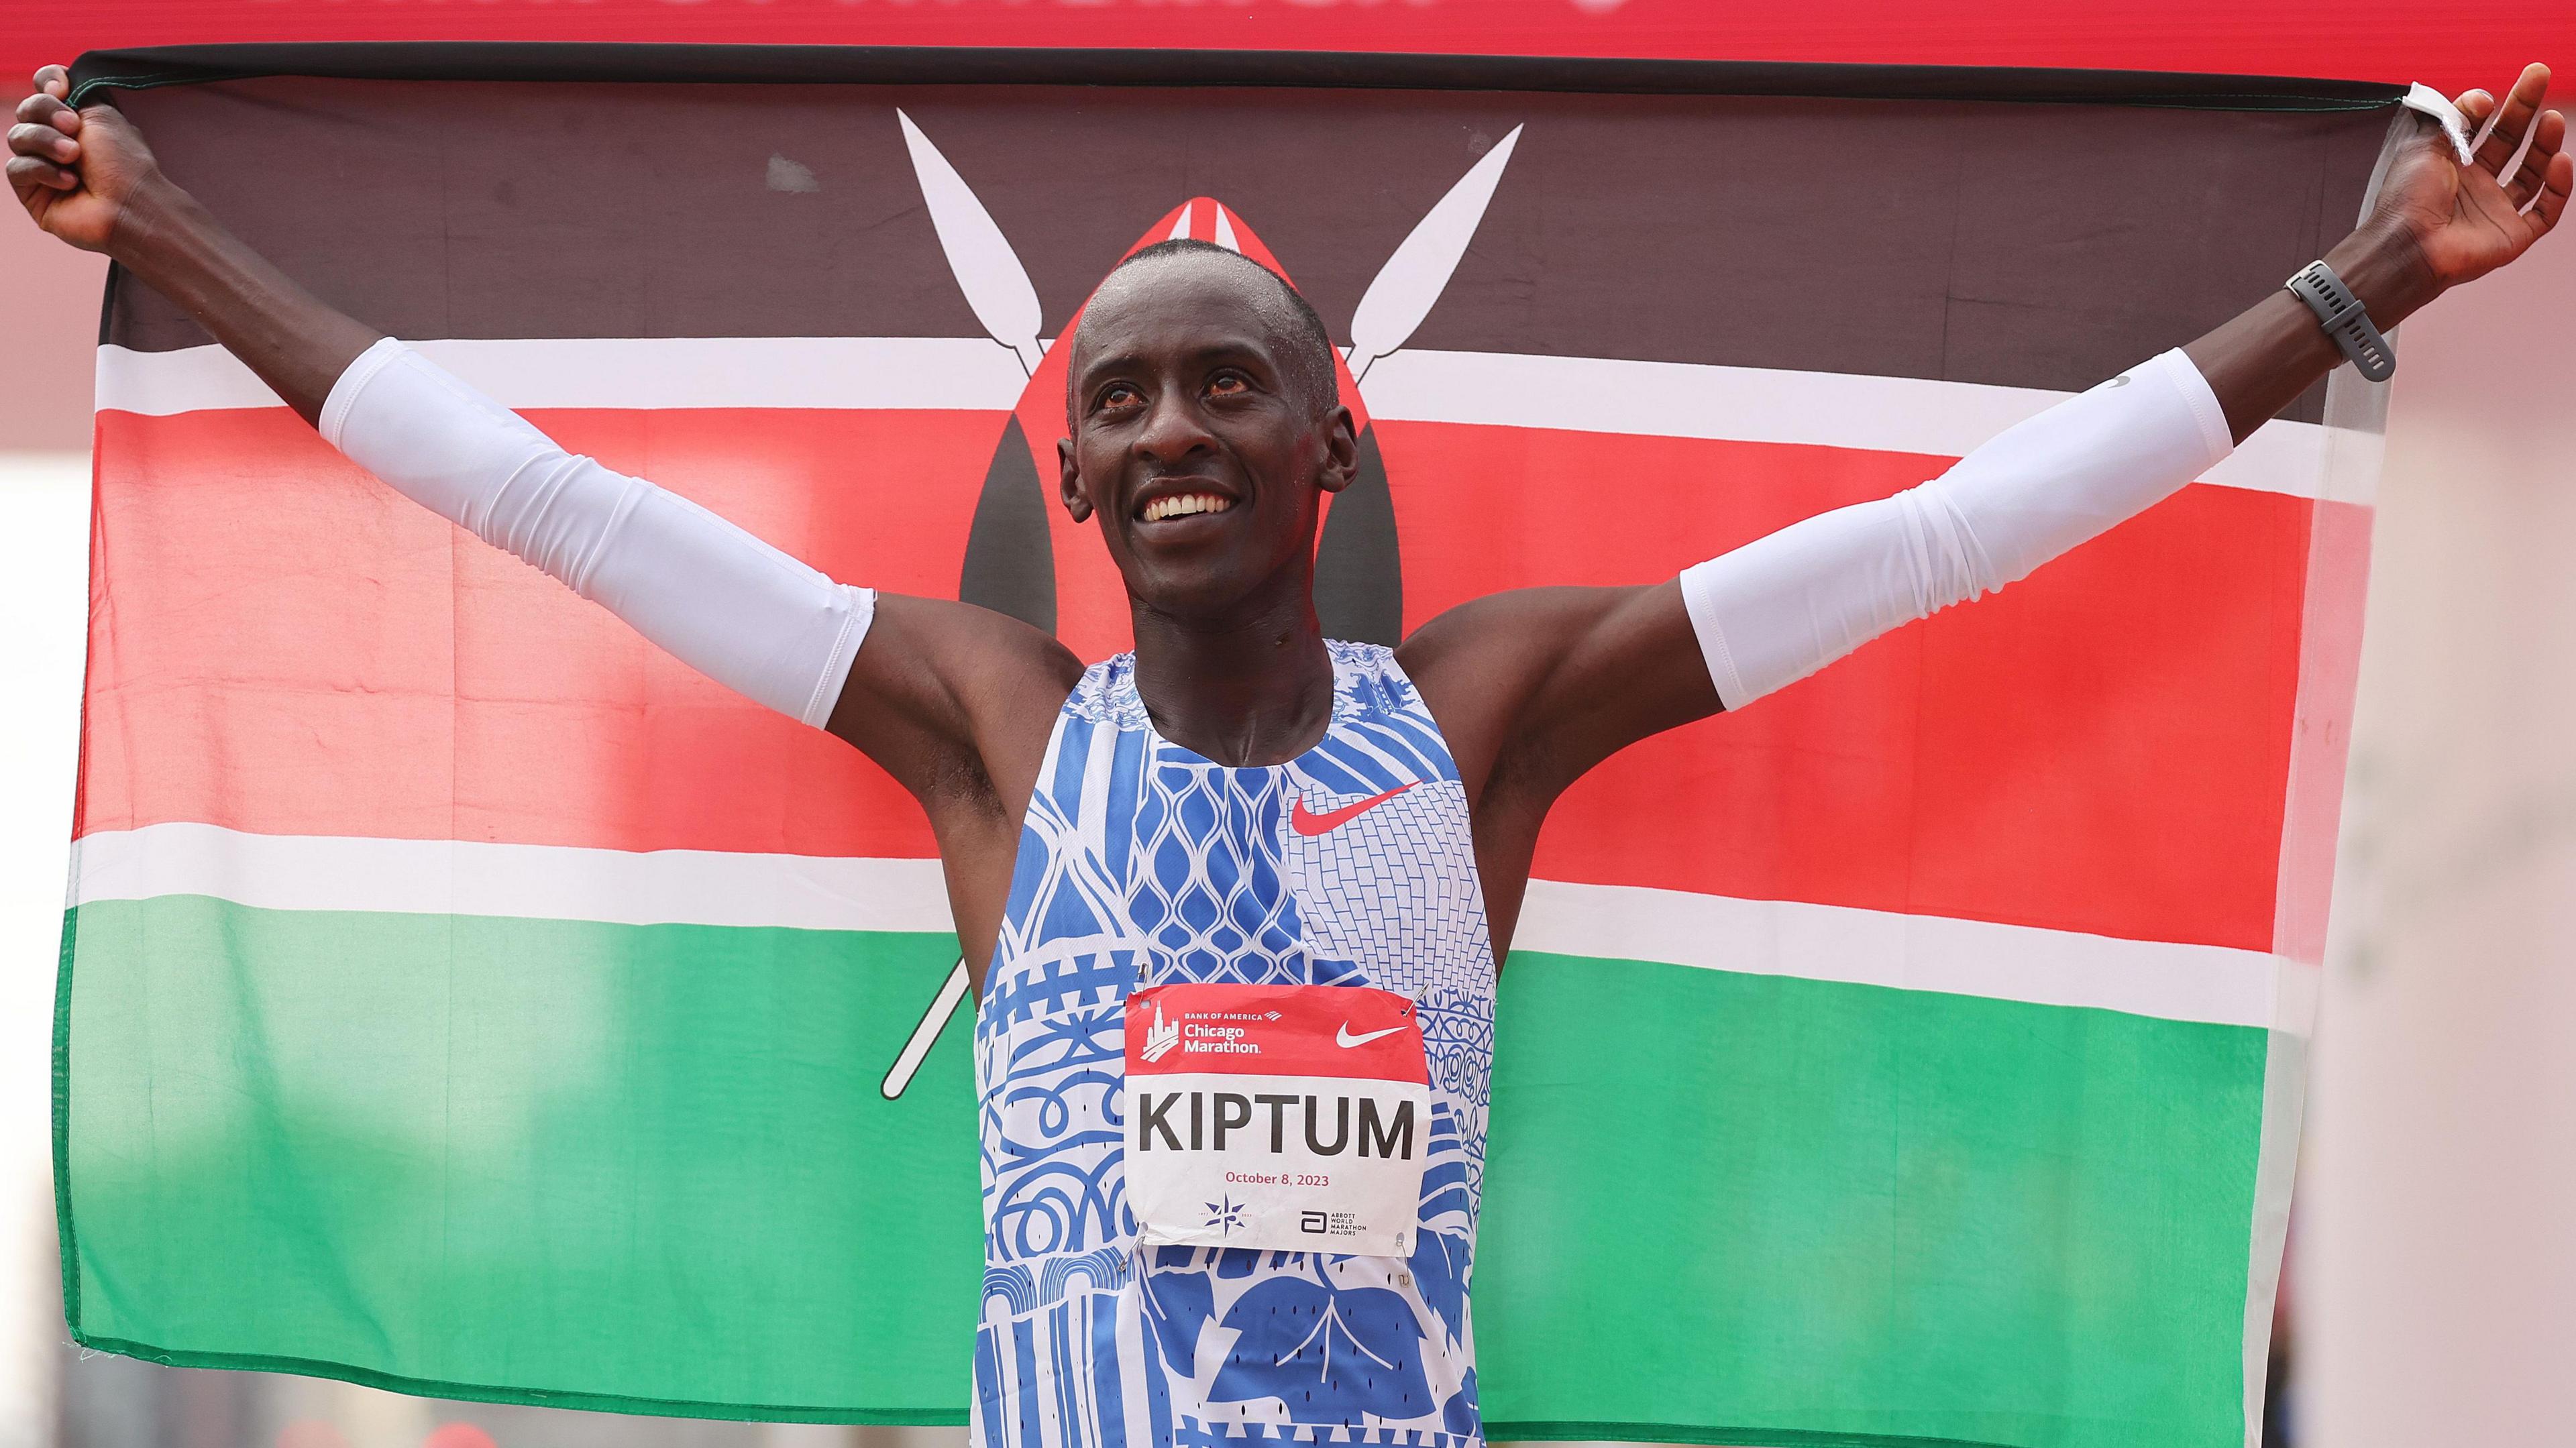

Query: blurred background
[3,7,2573,1446]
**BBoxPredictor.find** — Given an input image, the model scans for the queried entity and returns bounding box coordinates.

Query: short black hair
[1067,238,1338,427]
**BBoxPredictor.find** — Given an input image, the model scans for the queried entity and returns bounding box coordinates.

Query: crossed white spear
[879,112,1523,1099]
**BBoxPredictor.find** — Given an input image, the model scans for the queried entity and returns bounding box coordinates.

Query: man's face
[1060,256,1357,622]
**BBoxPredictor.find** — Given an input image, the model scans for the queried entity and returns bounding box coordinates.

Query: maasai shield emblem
[879,115,1525,1091]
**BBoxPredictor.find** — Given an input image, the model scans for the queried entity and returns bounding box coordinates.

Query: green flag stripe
[59,894,980,1418]
[1481,952,2267,1448]
[61,895,2266,1445]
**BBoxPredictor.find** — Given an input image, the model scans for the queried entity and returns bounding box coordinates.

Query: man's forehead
[1075,256,1297,366]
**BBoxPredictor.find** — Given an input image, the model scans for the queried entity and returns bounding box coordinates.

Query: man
[11,60,2567,1448]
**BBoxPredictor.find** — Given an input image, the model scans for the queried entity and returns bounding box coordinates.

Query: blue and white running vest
[972,641,1497,1448]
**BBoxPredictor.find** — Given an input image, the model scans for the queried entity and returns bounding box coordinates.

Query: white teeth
[1143,494,1233,522]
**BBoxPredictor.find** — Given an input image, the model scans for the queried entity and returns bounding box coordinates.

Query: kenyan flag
[59,48,2401,1448]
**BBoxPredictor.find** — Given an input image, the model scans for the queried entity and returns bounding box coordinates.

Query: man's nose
[1134,389,1217,463]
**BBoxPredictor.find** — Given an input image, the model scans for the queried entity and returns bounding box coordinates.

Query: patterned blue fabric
[972,643,1496,1448]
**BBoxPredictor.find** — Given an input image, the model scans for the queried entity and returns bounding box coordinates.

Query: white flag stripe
[68,821,955,935]
[94,340,2351,500]
[1361,348,2353,501]
[1516,877,2304,1032]
[69,822,2303,1029]
[95,337,1030,416]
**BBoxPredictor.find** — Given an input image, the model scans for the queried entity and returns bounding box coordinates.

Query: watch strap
[2286,260,2396,382]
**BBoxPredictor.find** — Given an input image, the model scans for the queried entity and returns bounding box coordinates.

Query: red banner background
[7,0,2569,101]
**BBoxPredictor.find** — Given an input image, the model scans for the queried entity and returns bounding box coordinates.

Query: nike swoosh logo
[1290,782,1416,837]
[1336,1023,1405,1048]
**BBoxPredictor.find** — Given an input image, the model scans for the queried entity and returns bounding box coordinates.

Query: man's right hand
[9,65,162,255]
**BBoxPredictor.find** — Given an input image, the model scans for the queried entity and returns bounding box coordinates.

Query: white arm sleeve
[1678,347,2233,710]
[320,339,874,728]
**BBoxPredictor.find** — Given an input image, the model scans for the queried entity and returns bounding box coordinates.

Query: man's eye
[1098,384,1141,410]
[1208,374,1249,396]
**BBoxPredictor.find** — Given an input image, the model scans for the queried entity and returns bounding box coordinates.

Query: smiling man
[11,60,2570,1448]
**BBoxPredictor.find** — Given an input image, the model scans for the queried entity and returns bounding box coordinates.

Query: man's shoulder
[1396,587,1609,684]
[1393,590,1576,744]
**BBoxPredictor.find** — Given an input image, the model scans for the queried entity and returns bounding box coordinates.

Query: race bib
[1123,982,1429,1256]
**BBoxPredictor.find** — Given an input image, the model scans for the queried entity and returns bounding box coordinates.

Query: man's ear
[1316,405,1359,496]
[1057,437,1094,524]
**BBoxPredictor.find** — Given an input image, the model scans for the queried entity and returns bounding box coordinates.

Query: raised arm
[1409,67,2568,833]
[10,70,1079,874]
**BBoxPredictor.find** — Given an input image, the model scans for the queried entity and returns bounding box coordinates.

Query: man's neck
[1130,585,1335,769]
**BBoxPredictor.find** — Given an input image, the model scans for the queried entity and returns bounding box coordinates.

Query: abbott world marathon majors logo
[1123,983,1434,1255]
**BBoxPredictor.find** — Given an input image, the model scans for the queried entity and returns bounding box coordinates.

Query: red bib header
[1126,983,1428,1084]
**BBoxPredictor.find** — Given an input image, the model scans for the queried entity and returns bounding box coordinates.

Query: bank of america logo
[1140,1002,1180,1064]
[1205,1194,1246,1234]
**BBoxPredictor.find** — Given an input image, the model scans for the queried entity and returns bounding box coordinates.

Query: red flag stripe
[82,406,2312,951]
[1381,421,2311,952]
[78,407,971,861]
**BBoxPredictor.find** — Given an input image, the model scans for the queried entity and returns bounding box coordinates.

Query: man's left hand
[2371,63,2569,307]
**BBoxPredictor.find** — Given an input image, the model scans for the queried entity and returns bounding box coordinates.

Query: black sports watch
[2286,260,2396,382]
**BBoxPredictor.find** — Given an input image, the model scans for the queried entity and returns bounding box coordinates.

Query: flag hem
[66,42,2408,113]
[50,905,83,1348]
[2229,107,2409,1443]
[54,1330,972,1428]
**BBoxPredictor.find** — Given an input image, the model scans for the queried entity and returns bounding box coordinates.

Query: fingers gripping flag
[62,52,2402,1448]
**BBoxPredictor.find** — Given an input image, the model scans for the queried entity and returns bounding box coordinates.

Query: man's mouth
[1140,492,1236,523]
